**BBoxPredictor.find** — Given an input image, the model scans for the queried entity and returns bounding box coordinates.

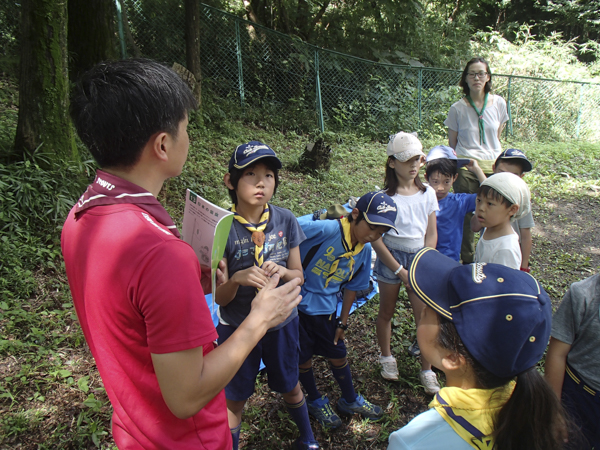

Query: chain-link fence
[2,1,599,141]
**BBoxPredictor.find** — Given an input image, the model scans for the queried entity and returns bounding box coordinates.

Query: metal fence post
[505,76,513,138]
[115,0,127,58]
[576,83,585,139]
[315,49,325,133]
[235,19,245,107]
[417,68,423,131]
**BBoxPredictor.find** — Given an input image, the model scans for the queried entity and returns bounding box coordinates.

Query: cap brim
[457,158,470,168]
[408,248,461,320]
[362,212,398,233]
[230,155,283,171]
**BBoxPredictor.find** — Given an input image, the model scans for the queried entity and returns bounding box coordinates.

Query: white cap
[386,132,424,162]
[481,172,531,221]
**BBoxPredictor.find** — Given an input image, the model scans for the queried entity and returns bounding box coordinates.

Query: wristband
[520,267,531,273]
[337,321,348,331]
[394,265,403,276]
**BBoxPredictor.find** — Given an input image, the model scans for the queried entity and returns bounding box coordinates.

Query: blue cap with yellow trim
[355,191,398,233]
[409,248,551,378]
[229,141,282,171]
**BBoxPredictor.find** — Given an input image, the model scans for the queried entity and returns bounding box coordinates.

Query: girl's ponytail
[494,369,579,450]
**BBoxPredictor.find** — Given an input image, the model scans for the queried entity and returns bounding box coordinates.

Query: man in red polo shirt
[61,59,302,449]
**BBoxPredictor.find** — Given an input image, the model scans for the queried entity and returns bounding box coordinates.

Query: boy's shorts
[373,244,420,285]
[298,311,347,364]
[217,316,300,401]
[562,363,600,449]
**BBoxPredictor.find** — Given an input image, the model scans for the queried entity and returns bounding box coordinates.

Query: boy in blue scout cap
[424,145,486,261]
[216,141,319,450]
[387,248,571,450]
[296,192,396,428]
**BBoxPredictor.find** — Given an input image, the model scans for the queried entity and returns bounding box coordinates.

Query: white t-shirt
[474,229,521,270]
[385,186,439,249]
[444,95,509,161]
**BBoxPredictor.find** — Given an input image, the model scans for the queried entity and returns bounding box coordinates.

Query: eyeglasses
[467,72,488,80]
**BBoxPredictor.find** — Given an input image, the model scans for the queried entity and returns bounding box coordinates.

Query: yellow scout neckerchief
[324,217,364,288]
[232,204,270,268]
[429,382,515,450]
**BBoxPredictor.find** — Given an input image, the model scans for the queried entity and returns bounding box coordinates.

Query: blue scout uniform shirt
[297,216,371,316]
[436,192,477,261]
[220,204,306,329]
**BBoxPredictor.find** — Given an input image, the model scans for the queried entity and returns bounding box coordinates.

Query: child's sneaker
[379,354,399,381]
[408,340,421,357]
[306,395,342,429]
[293,438,320,449]
[419,370,441,395]
[336,395,383,422]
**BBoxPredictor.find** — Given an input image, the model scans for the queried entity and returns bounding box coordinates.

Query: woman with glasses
[444,57,508,264]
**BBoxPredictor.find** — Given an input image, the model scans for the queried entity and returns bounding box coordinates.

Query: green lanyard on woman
[466,92,489,146]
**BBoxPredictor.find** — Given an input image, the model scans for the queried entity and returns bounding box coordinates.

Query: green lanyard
[466,92,489,146]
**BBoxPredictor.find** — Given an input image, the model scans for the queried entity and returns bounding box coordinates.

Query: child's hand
[333,327,345,345]
[398,267,409,285]
[262,261,287,279]
[466,159,479,171]
[233,266,269,290]
[215,259,228,288]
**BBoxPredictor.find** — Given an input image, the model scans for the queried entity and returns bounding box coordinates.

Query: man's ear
[453,173,459,183]
[223,173,234,190]
[351,208,360,221]
[441,351,466,372]
[508,203,519,217]
[151,132,169,162]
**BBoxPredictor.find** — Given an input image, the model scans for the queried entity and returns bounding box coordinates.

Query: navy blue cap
[409,248,551,378]
[229,141,282,171]
[426,145,470,168]
[495,148,532,172]
[355,191,398,233]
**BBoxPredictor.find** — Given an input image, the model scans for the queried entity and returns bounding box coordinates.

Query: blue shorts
[562,363,600,449]
[217,316,300,401]
[298,311,347,364]
[373,244,420,285]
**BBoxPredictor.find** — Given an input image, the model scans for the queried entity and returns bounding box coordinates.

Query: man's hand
[333,327,345,345]
[249,274,302,330]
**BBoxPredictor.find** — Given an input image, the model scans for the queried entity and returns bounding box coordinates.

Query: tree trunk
[68,0,118,81]
[14,0,76,163]
[185,0,202,107]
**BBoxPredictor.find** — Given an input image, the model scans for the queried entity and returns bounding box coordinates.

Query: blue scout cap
[495,148,532,172]
[229,141,282,171]
[355,191,398,233]
[409,248,552,378]
[426,145,470,168]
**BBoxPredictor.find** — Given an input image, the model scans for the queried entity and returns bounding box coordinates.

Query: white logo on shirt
[472,263,487,284]
[141,213,171,236]
[96,177,115,191]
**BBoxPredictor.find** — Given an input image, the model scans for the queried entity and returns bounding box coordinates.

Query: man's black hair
[70,58,197,168]
[426,158,458,178]
[227,159,280,205]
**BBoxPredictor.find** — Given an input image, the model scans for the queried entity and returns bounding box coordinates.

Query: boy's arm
[334,288,357,345]
[152,275,302,419]
[544,337,571,400]
[423,211,437,249]
[262,246,304,284]
[466,160,486,183]
[519,227,532,270]
[215,259,269,306]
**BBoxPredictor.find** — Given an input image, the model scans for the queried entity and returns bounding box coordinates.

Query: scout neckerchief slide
[324,217,364,287]
[232,203,270,268]
[466,92,489,146]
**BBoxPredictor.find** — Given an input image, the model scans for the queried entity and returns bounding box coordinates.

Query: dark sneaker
[293,438,320,449]
[307,395,342,429]
[336,395,383,422]
[408,340,421,357]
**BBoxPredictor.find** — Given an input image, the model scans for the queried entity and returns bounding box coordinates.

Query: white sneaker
[419,370,441,395]
[379,355,399,381]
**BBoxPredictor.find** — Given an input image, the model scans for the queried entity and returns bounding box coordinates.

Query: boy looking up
[216,142,318,450]
[471,172,531,270]
[61,60,302,449]
[296,192,396,428]
[425,145,486,261]
[492,148,534,272]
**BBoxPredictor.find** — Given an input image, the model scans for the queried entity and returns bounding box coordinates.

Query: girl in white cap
[372,131,440,394]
